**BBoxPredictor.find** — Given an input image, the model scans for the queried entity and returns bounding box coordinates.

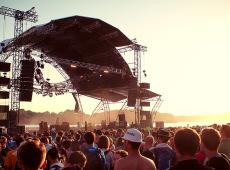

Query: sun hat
[122,128,143,143]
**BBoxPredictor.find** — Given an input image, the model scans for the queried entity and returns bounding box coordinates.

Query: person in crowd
[46,147,64,170]
[4,135,24,170]
[63,151,87,170]
[108,137,115,151]
[0,135,11,168]
[70,133,82,152]
[169,128,212,170]
[95,129,103,146]
[150,129,175,170]
[218,125,230,159]
[81,132,105,170]
[41,136,53,152]
[141,135,155,161]
[17,141,46,170]
[201,127,230,170]
[113,150,128,169]
[98,135,113,170]
[62,140,72,159]
[115,137,124,150]
[115,128,156,170]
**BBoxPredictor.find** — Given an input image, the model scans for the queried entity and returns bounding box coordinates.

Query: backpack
[83,147,106,170]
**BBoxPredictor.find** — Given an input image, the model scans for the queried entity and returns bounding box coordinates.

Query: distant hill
[19,109,230,125]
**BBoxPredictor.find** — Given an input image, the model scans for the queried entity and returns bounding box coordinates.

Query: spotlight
[70,64,77,68]
[103,70,109,73]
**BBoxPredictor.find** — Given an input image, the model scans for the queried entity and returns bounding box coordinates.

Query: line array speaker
[20,60,35,102]
[0,62,10,72]
[0,91,9,99]
[127,90,137,107]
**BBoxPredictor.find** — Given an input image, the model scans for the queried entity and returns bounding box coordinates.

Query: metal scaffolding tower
[0,6,38,126]
[118,43,147,125]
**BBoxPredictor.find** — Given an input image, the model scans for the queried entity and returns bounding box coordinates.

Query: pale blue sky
[1,0,230,116]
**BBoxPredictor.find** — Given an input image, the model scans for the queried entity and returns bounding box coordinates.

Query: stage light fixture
[103,70,109,73]
[70,64,77,68]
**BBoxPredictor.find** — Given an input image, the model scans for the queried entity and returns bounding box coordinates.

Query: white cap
[122,128,143,143]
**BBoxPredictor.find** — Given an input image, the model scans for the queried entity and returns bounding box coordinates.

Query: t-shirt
[169,159,213,170]
[205,154,230,170]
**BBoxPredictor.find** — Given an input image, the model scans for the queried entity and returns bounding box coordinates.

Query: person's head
[201,128,221,153]
[113,150,128,165]
[84,132,95,145]
[156,129,171,143]
[95,129,102,144]
[98,135,110,150]
[46,147,59,163]
[58,148,67,164]
[122,128,143,152]
[75,133,81,141]
[174,128,200,157]
[17,141,46,170]
[55,136,62,144]
[62,140,72,150]
[0,136,7,148]
[144,135,155,148]
[68,151,87,169]
[116,129,124,138]
[220,125,230,139]
[40,136,49,144]
[116,137,124,147]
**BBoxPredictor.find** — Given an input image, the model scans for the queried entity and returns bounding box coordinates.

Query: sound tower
[118,114,127,128]
[7,111,17,132]
[20,60,35,101]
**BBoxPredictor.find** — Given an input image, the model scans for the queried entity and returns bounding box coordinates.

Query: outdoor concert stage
[0,14,161,132]
[3,15,159,102]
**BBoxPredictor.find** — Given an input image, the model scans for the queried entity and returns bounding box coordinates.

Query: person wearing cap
[150,129,176,170]
[115,128,156,170]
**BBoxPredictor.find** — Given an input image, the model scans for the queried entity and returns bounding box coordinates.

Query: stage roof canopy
[4,15,160,101]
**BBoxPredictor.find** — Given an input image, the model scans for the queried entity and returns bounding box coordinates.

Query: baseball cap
[122,128,143,143]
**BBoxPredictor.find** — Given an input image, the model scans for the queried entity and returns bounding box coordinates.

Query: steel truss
[49,56,126,75]
[0,6,38,127]
[90,99,110,125]
[118,43,148,125]
[151,96,163,122]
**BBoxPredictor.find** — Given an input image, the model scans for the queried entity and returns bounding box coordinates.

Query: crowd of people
[0,124,229,170]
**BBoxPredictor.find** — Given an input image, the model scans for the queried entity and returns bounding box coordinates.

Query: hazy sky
[1,0,230,116]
